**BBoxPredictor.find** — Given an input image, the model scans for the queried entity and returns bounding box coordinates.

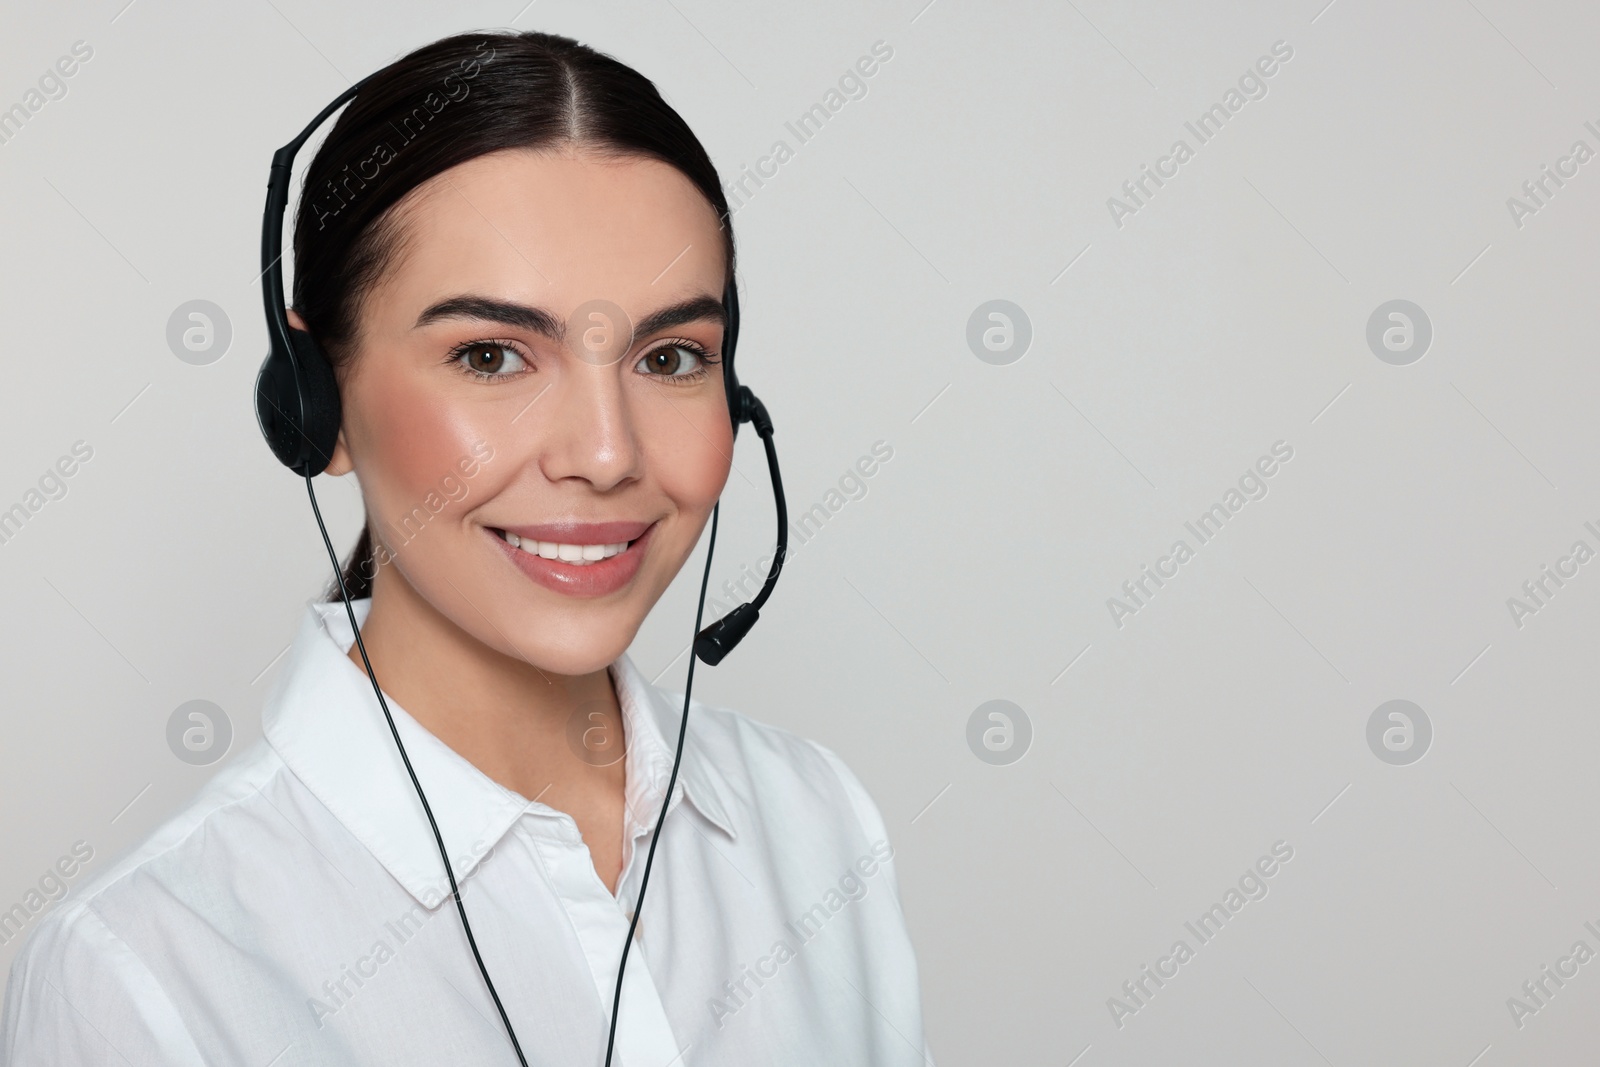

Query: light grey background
[3,1,1596,1063]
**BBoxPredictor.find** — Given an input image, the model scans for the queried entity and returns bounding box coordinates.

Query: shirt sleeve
[805,740,937,1067]
[3,903,207,1067]
[806,740,905,896]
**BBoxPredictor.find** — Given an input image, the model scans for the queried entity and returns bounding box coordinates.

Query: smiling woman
[0,27,932,1067]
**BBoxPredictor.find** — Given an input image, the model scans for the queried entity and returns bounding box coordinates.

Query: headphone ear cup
[255,326,342,477]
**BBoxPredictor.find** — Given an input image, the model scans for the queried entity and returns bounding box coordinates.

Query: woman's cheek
[360,375,491,524]
[656,400,734,509]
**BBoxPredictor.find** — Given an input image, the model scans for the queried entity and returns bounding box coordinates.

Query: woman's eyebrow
[634,295,726,338]
[413,293,727,340]
[414,295,562,337]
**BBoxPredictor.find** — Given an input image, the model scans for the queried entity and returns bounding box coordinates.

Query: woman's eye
[636,343,705,378]
[452,341,528,378]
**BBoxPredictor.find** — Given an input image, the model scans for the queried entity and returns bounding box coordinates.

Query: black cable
[690,399,784,668]
[603,500,721,1067]
[303,476,532,1067]
[750,424,787,613]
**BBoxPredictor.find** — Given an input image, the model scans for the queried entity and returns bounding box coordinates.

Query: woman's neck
[344,562,629,891]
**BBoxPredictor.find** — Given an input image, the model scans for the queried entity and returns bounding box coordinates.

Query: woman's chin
[511,625,639,678]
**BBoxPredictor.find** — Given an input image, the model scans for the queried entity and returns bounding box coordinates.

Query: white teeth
[501,531,630,565]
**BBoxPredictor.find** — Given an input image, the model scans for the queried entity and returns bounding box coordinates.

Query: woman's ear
[285,306,354,477]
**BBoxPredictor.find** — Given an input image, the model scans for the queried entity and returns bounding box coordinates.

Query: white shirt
[2,597,932,1066]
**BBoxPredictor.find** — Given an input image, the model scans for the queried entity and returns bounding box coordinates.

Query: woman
[1,29,931,1066]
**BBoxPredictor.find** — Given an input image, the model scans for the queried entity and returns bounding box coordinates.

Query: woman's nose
[538,363,642,492]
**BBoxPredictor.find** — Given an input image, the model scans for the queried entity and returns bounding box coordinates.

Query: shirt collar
[261,597,737,909]
[608,643,738,847]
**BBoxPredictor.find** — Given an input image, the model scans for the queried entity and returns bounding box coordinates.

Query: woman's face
[311,146,734,676]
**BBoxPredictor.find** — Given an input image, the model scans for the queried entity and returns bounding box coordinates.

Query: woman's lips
[488,520,655,598]
[501,520,651,545]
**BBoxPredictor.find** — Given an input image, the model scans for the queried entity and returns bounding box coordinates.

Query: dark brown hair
[291,29,736,601]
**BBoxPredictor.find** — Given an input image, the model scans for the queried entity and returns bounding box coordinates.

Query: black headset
[255,70,787,1067]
